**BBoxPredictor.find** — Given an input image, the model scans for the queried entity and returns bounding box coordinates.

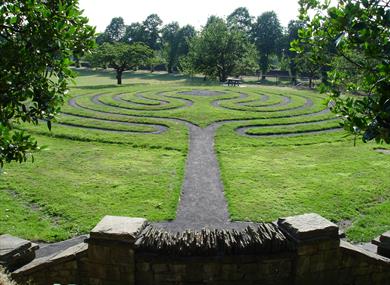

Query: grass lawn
[0,135,184,241]
[0,68,389,242]
[218,140,390,242]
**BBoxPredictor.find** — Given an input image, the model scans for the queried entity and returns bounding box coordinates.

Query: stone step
[0,234,39,271]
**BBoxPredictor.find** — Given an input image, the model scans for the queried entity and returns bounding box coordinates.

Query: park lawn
[0,135,185,241]
[218,138,390,242]
[63,84,328,128]
[1,69,389,243]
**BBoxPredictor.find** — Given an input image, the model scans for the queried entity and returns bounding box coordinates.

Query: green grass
[0,135,184,241]
[1,69,389,242]
[217,140,390,242]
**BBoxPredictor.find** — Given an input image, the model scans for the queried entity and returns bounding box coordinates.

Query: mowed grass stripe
[0,135,185,241]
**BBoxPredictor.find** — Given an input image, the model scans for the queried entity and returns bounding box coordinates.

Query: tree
[252,11,283,79]
[147,50,166,72]
[227,7,253,35]
[89,42,153,84]
[122,22,145,44]
[0,0,95,167]
[162,22,180,73]
[294,0,390,143]
[286,20,305,84]
[142,14,163,50]
[188,17,257,82]
[295,51,321,88]
[162,23,196,73]
[102,17,126,43]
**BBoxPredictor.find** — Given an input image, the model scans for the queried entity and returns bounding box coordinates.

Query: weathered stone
[88,244,111,262]
[278,213,339,241]
[13,242,87,276]
[296,244,319,255]
[378,247,390,259]
[380,231,390,244]
[152,263,169,273]
[90,216,147,243]
[136,262,150,272]
[110,247,134,265]
[0,234,39,271]
[341,240,390,263]
[51,242,87,261]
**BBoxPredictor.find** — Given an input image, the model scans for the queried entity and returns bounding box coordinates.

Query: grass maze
[1,83,389,242]
[57,88,341,141]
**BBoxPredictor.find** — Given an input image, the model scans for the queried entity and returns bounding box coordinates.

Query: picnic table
[227,78,241,86]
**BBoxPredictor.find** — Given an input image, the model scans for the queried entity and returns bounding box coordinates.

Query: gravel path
[156,124,231,231]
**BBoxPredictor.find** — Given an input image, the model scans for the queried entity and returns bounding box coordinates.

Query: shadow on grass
[72,68,220,88]
[72,83,151,90]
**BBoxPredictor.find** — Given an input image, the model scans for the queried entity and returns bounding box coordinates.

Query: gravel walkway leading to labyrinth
[155,123,232,231]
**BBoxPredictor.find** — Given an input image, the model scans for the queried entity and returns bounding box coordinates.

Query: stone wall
[11,214,390,285]
[12,243,88,285]
[135,253,294,285]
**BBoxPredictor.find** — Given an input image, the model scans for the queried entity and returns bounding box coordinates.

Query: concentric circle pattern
[56,88,341,141]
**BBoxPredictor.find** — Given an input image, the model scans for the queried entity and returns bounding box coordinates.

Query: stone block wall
[10,214,390,285]
[12,243,88,284]
[135,253,294,285]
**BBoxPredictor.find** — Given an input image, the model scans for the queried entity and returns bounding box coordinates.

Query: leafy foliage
[0,0,95,167]
[100,17,126,43]
[187,17,257,82]
[252,11,283,79]
[227,7,253,35]
[142,14,163,50]
[88,42,153,84]
[285,20,305,83]
[294,0,390,143]
[162,22,196,73]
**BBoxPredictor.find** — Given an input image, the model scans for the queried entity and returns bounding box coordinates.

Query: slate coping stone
[278,213,339,241]
[0,235,32,259]
[0,234,39,271]
[12,242,88,275]
[89,216,147,243]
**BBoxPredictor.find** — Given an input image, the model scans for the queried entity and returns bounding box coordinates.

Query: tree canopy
[89,42,153,84]
[227,7,253,34]
[187,17,257,82]
[0,0,95,167]
[162,22,196,73]
[294,0,390,143]
[102,17,126,43]
[252,11,283,79]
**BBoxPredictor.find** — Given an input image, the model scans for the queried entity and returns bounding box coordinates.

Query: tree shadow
[72,68,220,87]
[73,83,151,90]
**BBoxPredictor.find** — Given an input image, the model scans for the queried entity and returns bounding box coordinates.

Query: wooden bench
[227,78,241,86]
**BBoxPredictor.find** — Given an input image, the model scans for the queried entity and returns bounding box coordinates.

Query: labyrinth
[1,74,390,243]
[57,87,340,139]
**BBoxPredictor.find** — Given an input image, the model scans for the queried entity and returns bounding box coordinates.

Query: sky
[78,0,301,33]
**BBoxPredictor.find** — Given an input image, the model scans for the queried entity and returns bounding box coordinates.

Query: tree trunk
[291,76,297,85]
[262,75,266,80]
[309,77,313,88]
[116,69,123,85]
